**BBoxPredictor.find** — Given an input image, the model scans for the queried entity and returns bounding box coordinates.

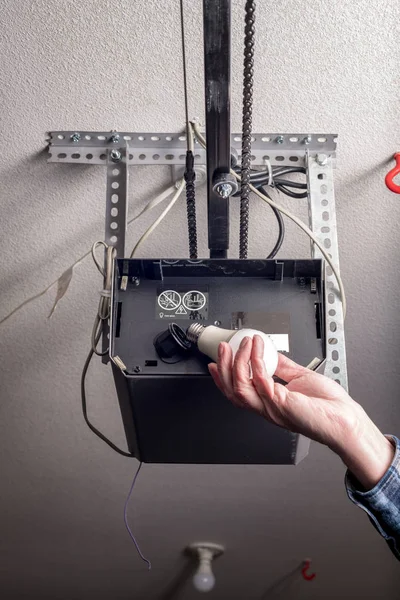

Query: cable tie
[99,289,111,298]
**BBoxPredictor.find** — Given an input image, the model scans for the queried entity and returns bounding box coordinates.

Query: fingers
[232,336,252,390]
[251,335,275,399]
[231,336,265,411]
[217,342,234,398]
[275,352,307,383]
[211,337,263,411]
[208,363,224,395]
[250,336,291,426]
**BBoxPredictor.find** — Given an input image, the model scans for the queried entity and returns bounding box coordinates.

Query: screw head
[214,320,221,326]
[133,365,141,373]
[132,277,140,286]
[110,134,120,143]
[303,135,312,145]
[316,153,328,166]
[275,136,284,144]
[110,149,121,162]
[70,132,81,143]
[215,183,233,198]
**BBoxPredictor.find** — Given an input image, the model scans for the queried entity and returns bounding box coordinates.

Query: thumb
[275,353,307,383]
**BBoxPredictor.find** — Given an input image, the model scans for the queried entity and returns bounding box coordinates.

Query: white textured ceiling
[1,1,400,598]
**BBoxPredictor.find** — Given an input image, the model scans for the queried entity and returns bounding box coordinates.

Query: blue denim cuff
[345,435,400,560]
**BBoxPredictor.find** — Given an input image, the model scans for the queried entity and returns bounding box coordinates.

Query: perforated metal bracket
[47,131,337,167]
[101,146,128,362]
[105,146,128,257]
[307,153,348,390]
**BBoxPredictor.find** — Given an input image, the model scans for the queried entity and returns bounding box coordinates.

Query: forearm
[334,410,395,490]
[343,432,400,561]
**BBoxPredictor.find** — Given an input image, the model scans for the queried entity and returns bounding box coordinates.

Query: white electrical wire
[191,122,347,318]
[91,241,116,355]
[128,183,179,224]
[187,118,195,153]
[0,182,184,327]
[130,179,185,258]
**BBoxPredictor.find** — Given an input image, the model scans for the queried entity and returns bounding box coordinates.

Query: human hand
[208,335,394,489]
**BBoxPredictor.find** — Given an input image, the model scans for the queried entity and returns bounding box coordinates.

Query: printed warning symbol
[182,290,206,311]
[156,288,208,320]
[157,290,181,311]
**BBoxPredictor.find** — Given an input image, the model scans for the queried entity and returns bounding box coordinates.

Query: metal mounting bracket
[46,130,346,389]
[307,153,347,389]
[105,146,128,258]
[48,131,336,168]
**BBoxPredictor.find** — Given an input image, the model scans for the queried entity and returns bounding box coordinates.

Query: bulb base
[186,323,206,344]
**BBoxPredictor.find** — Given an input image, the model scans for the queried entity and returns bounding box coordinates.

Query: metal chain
[239,0,256,259]
[180,0,198,259]
[185,151,198,259]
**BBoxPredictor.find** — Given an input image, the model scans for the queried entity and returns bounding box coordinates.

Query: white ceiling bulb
[187,542,224,593]
[186,324,279,377]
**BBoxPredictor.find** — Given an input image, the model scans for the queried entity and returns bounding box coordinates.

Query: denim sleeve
[345,435,400,560]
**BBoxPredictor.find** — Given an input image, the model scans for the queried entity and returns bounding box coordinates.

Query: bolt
[214,320,221,327]
[70,132,81,143]
[110,134,120,143]
[303,135,312,145]
[110,149,121,162]
[215,183,233,198]
[132,277,140,286]
[133,365,141,373]
[275,136,284,144]
[316,153,328,166]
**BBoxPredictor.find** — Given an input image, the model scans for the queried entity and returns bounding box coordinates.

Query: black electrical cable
[239,0,256,259]
[250,175,306,189]
[233,165,308,198]
[259,186,285,259]
[275,185,308,199]
[180,0,198,259]
[81,346,134,458]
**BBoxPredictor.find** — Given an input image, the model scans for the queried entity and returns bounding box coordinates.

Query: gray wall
[1,1,399,598]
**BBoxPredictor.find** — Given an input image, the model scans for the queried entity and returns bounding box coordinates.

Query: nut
[316,153,328,166]
[110,149,121,162]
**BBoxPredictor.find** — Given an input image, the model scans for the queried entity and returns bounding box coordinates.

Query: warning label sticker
[156,287,208,320]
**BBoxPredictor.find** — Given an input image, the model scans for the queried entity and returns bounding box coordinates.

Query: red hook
[302,559,316,581]
[385,153,400,194]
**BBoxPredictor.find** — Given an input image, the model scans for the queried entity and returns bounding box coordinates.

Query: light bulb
[193,549,216,593]
[193,569,215,593]
[187,324,278,377]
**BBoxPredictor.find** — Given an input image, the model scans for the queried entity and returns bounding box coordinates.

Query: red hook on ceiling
[302,559,316,581]
[385,153,400,194]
